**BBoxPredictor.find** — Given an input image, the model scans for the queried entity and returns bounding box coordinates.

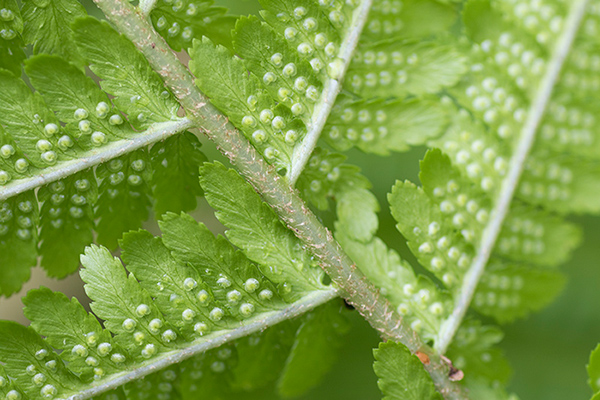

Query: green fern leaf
[373,341,442,400]
[589,343,600,394]
[124,219,285,334]
[323,96,447,155]
[417,149,581,267]
[80,245,178,359]
[0,191,37,296]
[293,147,379,243]
[200,162,328,298]
[1,0,596,397]
[176,351,234,399]
[446,320,511,385]
[21,0,87,68]
[335,187,380,243]
[158,212,286,317]
[25,55,132,146]
[346,39,467,98]
[0,321,81,399]
[95,151,152,250]
[38,171,97,278]
[0,0,25,75]
[295,147,371,210]
[122,227,242,340]
[0,69,67,171]
[190,37,298,171]
[149,132,207,218]
[0,364,24,400]
[473,262,565,322]
[150,0,235,51]
[72,17,181,130]
[0,125,27,183]
[0,48,203,291]
[125,365,184,400]
[191,0,371,178]
[436,0,600,216]
[363,0,459,41]
[388,149,577,322]
[233,16,321,125]
[23,286,126,381]
[258,0,346,78]
[0,198,339,398]
[277,300,350,397]
[336,232,451,343]
[230,322,298,392]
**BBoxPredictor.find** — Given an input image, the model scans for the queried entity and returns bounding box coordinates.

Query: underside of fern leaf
[0,11,207,296]
[1,0,599,399]
[0,162,341,400]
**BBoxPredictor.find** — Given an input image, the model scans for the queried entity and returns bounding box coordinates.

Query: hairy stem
[0,118,193,201]
[435,0,590,355]
[288,0,372,185]
[138,0,158,17]
[68,288,338,400]
[93,0,465,397]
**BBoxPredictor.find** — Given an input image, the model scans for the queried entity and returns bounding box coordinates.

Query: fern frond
[295,146,370,209]
[432,0,591,353]
[0,13,207,295]
[337,0,594,362]
[149,132,207,219]
[190,0,373,182]
[0,202,338,400]
[91,0,499,396]
[331,160,514,395]
[317,1,468,156]
[445,320,511,387]
[276,299,350,397]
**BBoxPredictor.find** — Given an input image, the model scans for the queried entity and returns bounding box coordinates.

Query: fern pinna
[0,4,205,294]
[0,0,599,399]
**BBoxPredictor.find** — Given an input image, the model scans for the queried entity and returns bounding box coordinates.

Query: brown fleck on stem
[93,0,466,398]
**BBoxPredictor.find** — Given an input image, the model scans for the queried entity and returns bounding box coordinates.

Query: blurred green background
[1,0,599,399]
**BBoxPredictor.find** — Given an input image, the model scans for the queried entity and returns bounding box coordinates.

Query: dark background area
[1,0,599,398]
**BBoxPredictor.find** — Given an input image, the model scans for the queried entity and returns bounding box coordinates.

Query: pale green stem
[288,0,373,185]
[0,119,193,201]
[67,289,338,400]
[93,0,466,398]
[435,0,590,355]
[138,0,158,17]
